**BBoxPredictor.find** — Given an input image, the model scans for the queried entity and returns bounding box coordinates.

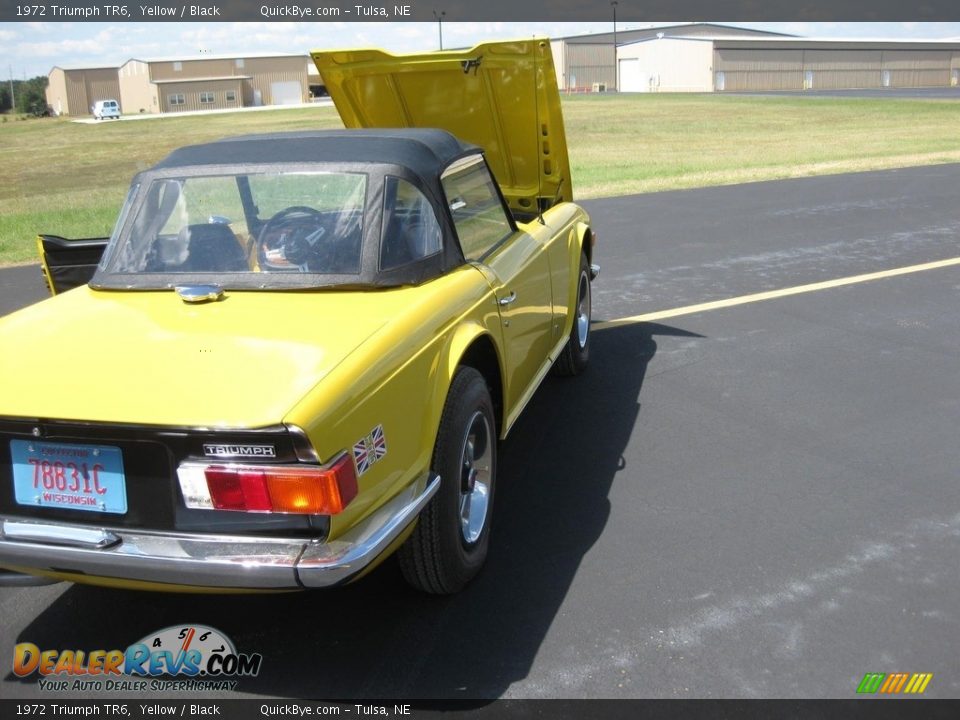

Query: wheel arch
[561,221,593,337]
[576,222,593,266]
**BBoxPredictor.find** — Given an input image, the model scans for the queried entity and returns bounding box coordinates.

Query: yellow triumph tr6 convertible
[0,40,597,594]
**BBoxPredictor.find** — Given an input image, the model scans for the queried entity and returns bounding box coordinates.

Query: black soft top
[154,129,479,181]
[93,129,490,290]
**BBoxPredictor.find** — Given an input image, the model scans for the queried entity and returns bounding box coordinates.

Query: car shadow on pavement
[9,321,703,700]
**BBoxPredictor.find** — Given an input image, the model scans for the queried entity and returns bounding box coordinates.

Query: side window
[380,177,442,270]
[441,156,512,261]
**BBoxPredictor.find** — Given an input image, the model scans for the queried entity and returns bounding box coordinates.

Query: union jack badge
[352,424,387,476]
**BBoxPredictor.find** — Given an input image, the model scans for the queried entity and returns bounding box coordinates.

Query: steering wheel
[258,206,332,270]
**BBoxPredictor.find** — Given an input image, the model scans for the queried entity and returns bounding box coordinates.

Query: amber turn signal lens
[264,456,358,515]
[203,455,358,515]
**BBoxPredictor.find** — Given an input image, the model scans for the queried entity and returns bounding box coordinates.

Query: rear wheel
[399,366,496,594]
[554,252,591,376]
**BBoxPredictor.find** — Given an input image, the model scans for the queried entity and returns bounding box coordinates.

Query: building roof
[558,23,794,45]
[50,53,309,78]
[49,65,120,73]
[619,34,960,50]
[123,52,308,65]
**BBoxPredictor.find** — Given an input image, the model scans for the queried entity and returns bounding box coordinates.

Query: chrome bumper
[0,474,439,590]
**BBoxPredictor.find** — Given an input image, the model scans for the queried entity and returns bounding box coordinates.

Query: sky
[2,21,960,80]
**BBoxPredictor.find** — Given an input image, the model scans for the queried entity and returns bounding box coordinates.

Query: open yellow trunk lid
[312,39,572,217]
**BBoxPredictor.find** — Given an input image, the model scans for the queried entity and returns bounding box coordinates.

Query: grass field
[1,93,959,265]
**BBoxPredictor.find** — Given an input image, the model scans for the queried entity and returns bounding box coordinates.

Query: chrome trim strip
[297,473,441,587]
[0,473,439,590]
[285,424,321,463]
[2,521,120,549]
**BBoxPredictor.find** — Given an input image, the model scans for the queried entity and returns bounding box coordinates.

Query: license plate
[10,439,127,514]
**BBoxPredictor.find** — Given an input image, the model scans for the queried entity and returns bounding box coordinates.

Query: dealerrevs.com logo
[13,625,262,692]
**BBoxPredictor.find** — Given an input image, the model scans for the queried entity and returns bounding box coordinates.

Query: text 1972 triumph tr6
[0,40,596,594]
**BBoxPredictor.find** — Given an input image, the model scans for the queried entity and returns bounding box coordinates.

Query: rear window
[102,171,366,279]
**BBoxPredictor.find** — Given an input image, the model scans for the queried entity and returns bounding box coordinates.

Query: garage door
[618,59,648,93]
[270,81,302,105]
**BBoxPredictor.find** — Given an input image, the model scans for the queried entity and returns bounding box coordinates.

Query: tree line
[0,76,50,116]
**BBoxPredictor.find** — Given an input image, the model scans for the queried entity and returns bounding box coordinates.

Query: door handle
[498,291,517,306]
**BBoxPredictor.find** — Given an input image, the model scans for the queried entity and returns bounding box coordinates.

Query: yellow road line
[593,256,960,330]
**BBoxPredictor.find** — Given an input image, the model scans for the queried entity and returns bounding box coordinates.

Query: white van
[92,99,121,120]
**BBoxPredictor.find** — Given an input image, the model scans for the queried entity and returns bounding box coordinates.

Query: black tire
[399,366,497,594]
[553,252,592,376]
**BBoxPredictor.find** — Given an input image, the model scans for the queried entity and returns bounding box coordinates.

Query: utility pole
[433,10,445,51]
[611,1,618,91]
[8,66,14,112]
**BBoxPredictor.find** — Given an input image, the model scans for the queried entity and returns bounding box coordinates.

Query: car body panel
[312,39,572,217]
[479,229,556,413]
[0,285,391,428]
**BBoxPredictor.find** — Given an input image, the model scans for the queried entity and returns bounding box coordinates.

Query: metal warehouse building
[46,66,122,117]
[47,53,311,116]
[551,23,960,93]
[118,53,309,114]
[551,23,788,92]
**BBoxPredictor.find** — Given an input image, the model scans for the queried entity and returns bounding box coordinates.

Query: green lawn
[563,94,960,197]
[1,94,958,265]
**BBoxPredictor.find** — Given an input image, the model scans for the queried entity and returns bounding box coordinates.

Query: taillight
[178,455,358,515]
[205,466,273,512]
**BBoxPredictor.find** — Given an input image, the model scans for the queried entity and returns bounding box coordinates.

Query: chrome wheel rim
[459,410,492,545]
[576,270,590,349]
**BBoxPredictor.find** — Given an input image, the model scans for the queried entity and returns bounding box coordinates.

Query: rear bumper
[0,474,439,591]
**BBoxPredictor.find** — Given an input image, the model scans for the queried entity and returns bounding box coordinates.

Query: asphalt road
[2,164,960,700]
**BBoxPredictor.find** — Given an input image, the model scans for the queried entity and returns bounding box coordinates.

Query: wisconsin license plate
[10,439,127,514]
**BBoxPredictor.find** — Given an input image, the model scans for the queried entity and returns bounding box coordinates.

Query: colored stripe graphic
[857,673,886,694]
[904,674,934,694]
[880,673,908,693]
[857,672,932,694]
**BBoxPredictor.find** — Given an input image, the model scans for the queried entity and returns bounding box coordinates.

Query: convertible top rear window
[103,171,366,279]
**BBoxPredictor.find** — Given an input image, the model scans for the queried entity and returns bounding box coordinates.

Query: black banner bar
[2,0,960,22]
[2,700,960,720]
